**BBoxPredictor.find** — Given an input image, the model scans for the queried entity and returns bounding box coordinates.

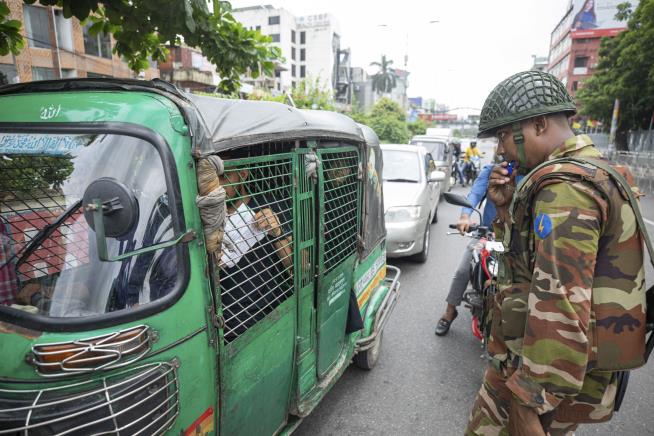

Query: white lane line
[646,218,654,228]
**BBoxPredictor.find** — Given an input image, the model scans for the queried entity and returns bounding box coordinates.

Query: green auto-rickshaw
[0,79,400,435]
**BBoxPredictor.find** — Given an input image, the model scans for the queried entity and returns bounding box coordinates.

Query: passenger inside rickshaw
[216,149,294,342]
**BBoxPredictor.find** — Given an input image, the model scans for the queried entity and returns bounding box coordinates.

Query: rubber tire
[353,331,383,370]
[412,220,431,263]
[431,205,439,223]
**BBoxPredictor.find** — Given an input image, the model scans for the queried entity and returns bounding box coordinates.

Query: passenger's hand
[488,162,515,208]
[457,214,471,234]
[254,208,282,237]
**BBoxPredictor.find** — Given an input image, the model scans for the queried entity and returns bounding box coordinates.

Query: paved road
[296,183,654,435]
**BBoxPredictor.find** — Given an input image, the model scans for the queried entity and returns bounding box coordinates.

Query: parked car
[410,134,453,192]
[381,144,446,262]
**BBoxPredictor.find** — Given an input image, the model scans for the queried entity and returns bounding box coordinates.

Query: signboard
[571,0,636,32]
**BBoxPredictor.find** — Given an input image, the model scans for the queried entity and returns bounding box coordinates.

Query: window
[574,56,589,68]
[256,25,261,31]
[83,23,112,59]
[572,81,580,91]
[275,70,281,78]
[291,30,296,43]
[291,47,296,60]
[31,67,55,81]
[0,64,18,85]
[300,65,306,78]
[54,9,73,51]
[61,69,77,78]
[270,34,280,43]
[300,48,306,61]
[87,72,111,78]
[291,64,296,77]
[23,5,50,49]
[268,15,280,25]
[300,31,306,44]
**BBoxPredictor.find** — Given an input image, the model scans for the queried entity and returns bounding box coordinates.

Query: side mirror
[443,192,473,209]
[83,177,139,239]
[83,178,195,262]
[429,170,446,183]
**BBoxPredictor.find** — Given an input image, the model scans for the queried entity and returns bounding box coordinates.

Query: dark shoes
[435,310,458,336]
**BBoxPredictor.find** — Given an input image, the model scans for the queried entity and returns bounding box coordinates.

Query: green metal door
[216,152,297,436]
[315,147,361,377]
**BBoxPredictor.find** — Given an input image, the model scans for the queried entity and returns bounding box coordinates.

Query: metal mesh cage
[321,149,359,274]
[478,71,576,136]
[218,153,294,343]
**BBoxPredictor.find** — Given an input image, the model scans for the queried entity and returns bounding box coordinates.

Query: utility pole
[608,98,620,151]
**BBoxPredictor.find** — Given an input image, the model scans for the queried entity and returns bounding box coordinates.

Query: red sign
[419,113,457,122]
[572,27,625,39]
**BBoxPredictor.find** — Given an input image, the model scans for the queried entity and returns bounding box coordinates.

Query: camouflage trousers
[466,367,579,436]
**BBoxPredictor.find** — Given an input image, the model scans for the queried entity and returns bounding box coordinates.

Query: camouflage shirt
[490,134,646,422]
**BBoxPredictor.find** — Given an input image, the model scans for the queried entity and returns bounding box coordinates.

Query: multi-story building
[531,55,549,72]
[232,5,347,97]
[158,46,221,93]
[0,1,158,85]
[547,0,638,97]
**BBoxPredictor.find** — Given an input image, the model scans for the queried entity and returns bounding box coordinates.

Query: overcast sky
[230,0,570,112]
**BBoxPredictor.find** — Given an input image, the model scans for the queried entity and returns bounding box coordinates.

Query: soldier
[466,71,648,435]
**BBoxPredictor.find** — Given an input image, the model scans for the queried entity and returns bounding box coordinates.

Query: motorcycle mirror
[443,192,473,209]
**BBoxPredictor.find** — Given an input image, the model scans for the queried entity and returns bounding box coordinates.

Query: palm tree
[370,55,398,95]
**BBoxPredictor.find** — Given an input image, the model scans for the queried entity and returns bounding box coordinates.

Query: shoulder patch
[534,213,553,239]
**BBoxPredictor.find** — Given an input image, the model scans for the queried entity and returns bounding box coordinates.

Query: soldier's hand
[488,162,515,208]
[457,214,471,234]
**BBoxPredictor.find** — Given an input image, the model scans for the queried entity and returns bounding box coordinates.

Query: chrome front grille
[0,362,179,435]
[30,326,152,377]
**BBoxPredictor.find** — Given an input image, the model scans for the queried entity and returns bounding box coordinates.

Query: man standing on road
[466,71,648,435]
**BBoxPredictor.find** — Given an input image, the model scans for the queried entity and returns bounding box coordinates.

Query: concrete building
[351,66,374,110]
[388,68,409,110]
[531,55,549,72]
[158,46,221,93]
[547,0,638,97]
[0,1,158,85]
[232,5,347,97]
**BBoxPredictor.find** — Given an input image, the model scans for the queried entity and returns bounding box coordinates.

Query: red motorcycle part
[472,316,482,341]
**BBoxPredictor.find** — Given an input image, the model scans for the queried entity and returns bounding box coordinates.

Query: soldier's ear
[533,115,547,136]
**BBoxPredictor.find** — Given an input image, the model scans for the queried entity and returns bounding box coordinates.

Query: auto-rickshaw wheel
[354,331,383,370]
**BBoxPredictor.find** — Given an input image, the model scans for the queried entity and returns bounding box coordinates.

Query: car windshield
[381,149,421,183]
[0,133,178,319]
[411,140,446,160]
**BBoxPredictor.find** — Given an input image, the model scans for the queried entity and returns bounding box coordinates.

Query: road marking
[646,218,654,228]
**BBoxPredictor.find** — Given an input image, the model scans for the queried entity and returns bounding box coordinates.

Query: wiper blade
[14,199,84,267]
[384,178,419,183]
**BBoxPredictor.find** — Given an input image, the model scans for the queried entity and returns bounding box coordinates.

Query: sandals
[435,310,458,336]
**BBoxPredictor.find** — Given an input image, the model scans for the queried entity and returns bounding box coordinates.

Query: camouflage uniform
[466,134,647,435]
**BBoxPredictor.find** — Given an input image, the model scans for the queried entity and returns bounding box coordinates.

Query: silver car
[410,135,453,192]
[381,144,446,262]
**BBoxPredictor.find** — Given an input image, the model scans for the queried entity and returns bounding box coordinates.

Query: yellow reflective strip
[357,265,386,308]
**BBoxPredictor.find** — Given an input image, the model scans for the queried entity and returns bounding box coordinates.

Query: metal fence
[605,150,654,194]
[628,130,654,152]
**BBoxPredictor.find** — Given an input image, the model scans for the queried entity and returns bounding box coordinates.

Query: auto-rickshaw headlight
[29,325,152,376]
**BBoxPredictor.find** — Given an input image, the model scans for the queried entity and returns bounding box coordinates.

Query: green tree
[577,0,654,146]
[407,118,428,137]
[368,97,409,143]
[370,55,397,95]
[246,77,335,109]
[0,0,281,93]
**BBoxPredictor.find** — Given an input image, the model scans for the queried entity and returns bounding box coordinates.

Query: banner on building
[570,0,636,35]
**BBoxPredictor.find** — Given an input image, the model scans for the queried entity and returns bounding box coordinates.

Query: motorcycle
[443,192,504,347]
[464,155,482,185]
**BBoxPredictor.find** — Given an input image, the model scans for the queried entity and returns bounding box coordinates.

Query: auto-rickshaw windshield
[0,132,179,319]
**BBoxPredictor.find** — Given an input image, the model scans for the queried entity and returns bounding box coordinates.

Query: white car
[381,144,446,262]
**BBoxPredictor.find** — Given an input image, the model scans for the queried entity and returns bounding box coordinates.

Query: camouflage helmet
[477,71,576,138]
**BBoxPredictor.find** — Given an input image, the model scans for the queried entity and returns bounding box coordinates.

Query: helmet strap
[512,122,528,175]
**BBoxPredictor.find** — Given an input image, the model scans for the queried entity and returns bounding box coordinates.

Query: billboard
[571,0,636,32]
